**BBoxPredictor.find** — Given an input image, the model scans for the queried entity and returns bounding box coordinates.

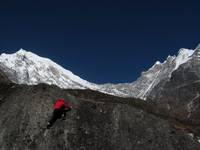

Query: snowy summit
[0,49,98,89]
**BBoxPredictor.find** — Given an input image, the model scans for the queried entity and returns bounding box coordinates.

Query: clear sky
[0,0,199,84]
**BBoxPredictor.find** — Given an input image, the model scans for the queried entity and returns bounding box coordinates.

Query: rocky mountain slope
[98,48,194,99]
[0,69,200,150]
[147,45,200,127]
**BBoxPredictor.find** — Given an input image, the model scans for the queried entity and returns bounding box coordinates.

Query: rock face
[0,70,199,150]
[0,68,12,84]
[148,46,200,127]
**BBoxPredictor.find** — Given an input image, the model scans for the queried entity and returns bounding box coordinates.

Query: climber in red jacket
[47,98,72,129]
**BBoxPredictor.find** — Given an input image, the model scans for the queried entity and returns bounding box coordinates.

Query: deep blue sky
[0,0,199,84]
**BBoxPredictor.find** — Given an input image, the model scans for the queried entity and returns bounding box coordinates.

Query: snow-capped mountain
[98,47,194,99]
[0,46,196,99]
[145,44,200,125]
[0,49,98,89]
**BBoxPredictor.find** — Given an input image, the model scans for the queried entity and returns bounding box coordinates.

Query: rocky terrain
[148,46,200,129]
[0,69,200,150]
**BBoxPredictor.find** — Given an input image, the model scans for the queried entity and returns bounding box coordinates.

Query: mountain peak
[17,48,27,53]
[155,61,161,65]
[15,49,38,58]
[16,49,31,56]
[174,48,194,70]
[178,48,193,55]
[0,50,97,89]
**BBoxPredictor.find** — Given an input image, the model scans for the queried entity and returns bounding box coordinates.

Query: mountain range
[0,46,197,99]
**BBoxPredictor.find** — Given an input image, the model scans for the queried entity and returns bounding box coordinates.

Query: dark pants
[47,109,66,129]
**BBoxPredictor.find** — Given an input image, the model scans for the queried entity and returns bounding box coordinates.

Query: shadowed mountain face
[148,48,200,127]
[0,69,11,84]
[0,70,199,150]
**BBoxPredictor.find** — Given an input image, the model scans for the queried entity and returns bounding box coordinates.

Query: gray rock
[0,72,199,150]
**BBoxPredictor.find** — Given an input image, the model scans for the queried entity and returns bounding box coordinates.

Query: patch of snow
[155,61,161,65]
[174,48,194,70]
[140,70,161,100]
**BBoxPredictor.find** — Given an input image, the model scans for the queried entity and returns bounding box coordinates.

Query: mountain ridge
[0,46,197,99]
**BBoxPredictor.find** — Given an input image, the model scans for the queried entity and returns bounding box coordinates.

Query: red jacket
[54,99,71,110]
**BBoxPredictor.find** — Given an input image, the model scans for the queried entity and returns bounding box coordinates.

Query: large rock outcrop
[0,70,199,150]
